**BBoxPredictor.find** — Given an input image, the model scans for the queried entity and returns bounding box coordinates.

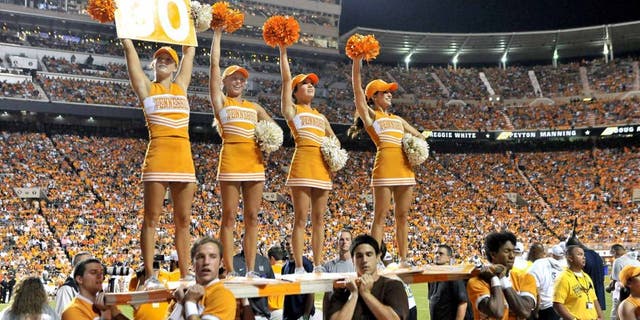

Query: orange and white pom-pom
[86,0,116,23]
[345,34,380,61]
[262,15,300,48]
[210,1,244,33]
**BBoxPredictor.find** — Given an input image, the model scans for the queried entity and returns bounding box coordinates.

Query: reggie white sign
[115,0,197,46]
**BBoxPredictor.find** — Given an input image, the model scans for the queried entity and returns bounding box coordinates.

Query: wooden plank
[103,264,477,305]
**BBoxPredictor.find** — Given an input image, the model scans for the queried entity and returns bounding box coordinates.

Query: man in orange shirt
[267,245,285,320]
[466,231,537,319]
[61,258,128,320]
[172,237,236,320]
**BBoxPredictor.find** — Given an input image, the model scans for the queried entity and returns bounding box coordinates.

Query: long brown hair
[6,277,49,318]
[347,114,365,139]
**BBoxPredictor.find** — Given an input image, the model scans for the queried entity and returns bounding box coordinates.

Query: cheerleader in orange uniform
[350,56,423,267]
[278,45,338,273]
[210,27,277,275]
[122,39,196,287]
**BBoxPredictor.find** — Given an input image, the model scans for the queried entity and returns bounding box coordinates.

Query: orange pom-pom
[86,0,116,23]
[262,16,300,48]
[210,1,229,29]
[210,2,243,33]
[345,34,380,61]
[225,9,244,33]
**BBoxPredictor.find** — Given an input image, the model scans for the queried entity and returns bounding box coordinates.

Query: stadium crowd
[1,127,638,287]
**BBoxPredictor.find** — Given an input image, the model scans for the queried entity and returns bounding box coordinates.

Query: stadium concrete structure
[0,0,639,294]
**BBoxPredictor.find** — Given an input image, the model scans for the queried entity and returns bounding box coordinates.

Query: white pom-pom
[401,133,429,166]
[254,120,283,154]
[320,136,348,172]
[190,1,212,32]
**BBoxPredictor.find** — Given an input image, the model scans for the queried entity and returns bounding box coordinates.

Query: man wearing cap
[512,242,528,271]
[553,245,604,320]
[527,244,566,320]
[210,23,277,278]
[122,36,197,289]
[608,244,640,320]
[326,234,409,320]
[350,55,424,269]
[428,244,470,320]
[617,265,640,320]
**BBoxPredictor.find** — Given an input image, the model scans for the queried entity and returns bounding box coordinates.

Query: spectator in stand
[121,37,197,289]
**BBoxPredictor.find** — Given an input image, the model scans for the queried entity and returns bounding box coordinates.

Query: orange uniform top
[288,105,326,147]
[365,110,415,186]
[217,97,258,144]
[467,269,537,320]
[142,82,190,140]
[200,279,237,320]
[61,295,100,320]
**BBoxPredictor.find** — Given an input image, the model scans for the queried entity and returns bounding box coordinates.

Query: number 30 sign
[115,0,197,46]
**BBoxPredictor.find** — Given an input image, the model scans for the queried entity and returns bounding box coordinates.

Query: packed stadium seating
[1,126,639,282]
[1,5,640,286]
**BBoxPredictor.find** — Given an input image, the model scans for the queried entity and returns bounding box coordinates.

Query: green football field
[0,282,612,319]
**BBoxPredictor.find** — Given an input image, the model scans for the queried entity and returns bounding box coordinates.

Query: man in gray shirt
[322,229,355,319]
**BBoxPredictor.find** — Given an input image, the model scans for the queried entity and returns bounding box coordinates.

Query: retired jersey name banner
[115,0,197,46]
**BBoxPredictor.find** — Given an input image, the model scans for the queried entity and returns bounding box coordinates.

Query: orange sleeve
[202,283,237,320]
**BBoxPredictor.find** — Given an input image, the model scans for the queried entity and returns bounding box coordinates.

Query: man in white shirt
[55,251,92,316]
[607,244,640,320]
[528,244,565,320]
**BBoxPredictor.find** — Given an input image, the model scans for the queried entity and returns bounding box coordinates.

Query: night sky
[339,0,640,35]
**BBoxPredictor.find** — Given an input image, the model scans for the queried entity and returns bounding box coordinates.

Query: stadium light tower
[404,53,412,71]
[452,54,459,70]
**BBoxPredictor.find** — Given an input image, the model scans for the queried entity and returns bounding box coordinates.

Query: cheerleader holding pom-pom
[267,15,347,273]
[347,33,427,268]
[209,2,280,277]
